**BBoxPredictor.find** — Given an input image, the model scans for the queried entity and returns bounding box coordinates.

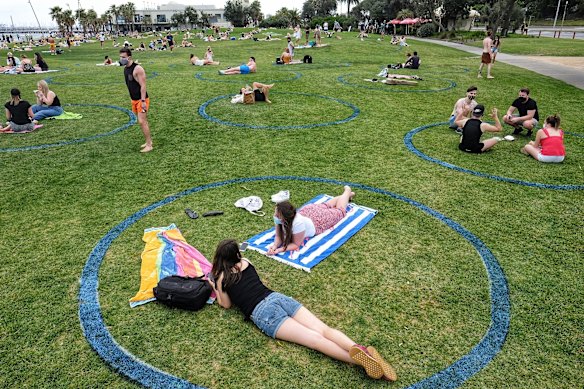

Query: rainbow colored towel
[129,224,214,307]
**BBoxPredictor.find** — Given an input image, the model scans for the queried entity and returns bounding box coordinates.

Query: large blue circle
[0,104,136,153]
[45,72,159,86]
[79,176,510,389]
[337,74,456,93]
[194,71,301,84]
[404,122,584,190]
[198,92,360,130]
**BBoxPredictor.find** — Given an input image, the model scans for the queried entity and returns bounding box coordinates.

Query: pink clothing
[540,128,565,156]
[299,203,346,235]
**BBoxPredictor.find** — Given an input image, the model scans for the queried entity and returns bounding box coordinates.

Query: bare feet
[520,147,528,155]
[140,144,153,153]
[140,143,147,148]
[487,75,495,79]
[344,185,356,200]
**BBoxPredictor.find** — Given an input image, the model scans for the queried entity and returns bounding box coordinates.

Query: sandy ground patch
[524,56,584,69]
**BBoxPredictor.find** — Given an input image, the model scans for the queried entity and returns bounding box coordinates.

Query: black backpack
[303,55,312,64]
[154,275,211,311]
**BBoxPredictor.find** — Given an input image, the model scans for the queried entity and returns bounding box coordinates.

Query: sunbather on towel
[218,56,256,75]
[208,239,397,381]
[267,186,354,255]
[190,53,219,66]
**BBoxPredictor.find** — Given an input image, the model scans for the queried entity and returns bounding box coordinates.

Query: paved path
[411,37,584,90]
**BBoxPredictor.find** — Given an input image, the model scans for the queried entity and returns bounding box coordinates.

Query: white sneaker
[504,135,515,141]
[271,190,290,203]
[377,68,387,77]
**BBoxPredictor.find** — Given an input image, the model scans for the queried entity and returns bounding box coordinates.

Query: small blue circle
[337,74,456,93]
[198,92,360,130]
[0,104,136,153]
[46,72,159,86]
[194,71,301,84]
[79,176,510,389]
[404,122,584,190]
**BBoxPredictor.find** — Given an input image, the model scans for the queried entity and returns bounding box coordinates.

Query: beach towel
[364,78,418,85]
[246,194,377,272]
[296,44,329,49]
[1,69,60,75]
[129,224,215,307]
[48,111,83,120]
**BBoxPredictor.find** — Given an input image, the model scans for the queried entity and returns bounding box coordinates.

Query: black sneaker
[512,126,524,135]
[526,129,533,137]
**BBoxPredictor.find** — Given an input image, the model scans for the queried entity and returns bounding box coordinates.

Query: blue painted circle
[79,175,510,389]
[194,71,301,84]
[404,122,584,190]
[0,104,136,153]
[337,74,456,93]
[46,72,159,86]
[198,92,360,130]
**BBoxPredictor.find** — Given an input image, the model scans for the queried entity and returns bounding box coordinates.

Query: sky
[0,0,309,27]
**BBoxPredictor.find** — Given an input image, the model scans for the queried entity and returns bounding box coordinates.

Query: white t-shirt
[292,213,316,238]
[194,59,204,66]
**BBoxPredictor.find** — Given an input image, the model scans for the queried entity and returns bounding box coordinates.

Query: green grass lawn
[0,29,583,389]
[466,34,584,56]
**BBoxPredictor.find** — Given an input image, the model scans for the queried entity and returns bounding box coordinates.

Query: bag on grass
[235,195,265,216]
[154,275,211,311]
[303,55,312,64]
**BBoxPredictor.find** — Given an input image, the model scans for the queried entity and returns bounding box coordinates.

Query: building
[133,1,238,30]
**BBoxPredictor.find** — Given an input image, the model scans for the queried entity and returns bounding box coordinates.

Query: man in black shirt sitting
[455,104,502,153]
[503,87,539,137]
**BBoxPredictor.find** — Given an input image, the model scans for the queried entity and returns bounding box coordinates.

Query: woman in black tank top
[208,239,397,381]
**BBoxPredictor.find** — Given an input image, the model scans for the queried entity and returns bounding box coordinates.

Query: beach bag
[303,55,312,64]
[235,196,265,216]
[154,275,211,311]
[23,63,35,72]
[243,92,255,104]
[276,57,283,64]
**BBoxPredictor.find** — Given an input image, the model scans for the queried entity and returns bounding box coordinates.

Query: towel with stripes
[246,194,377,272]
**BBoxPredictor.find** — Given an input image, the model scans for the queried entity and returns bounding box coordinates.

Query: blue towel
[246,194,377,272]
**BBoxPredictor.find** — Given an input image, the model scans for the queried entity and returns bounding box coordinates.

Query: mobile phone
[239,242,248,251]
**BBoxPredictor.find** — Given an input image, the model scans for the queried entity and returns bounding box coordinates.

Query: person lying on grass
[455,104,502,154]
[267,186,354,255]
[232,82,274,104]
[208,239,397,381]
[520,114,565,163]
[1,88,35,133]
[219,56,256,75]
[190,53,220,66]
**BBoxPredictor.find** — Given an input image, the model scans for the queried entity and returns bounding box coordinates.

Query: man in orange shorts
[119,47,153,152]
[478,30,494,79]
[48,36,56,55]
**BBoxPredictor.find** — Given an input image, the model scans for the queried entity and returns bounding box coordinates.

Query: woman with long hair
[209,239,397,381]
[34,52,49,71]
[267,186,353,255]
[521,114,566,163]
[31,80,63,121]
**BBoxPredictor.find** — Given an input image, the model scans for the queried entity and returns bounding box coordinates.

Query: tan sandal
[367,346,398,382]
[349,345,384,379]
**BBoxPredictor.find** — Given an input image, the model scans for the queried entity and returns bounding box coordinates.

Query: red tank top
[540,128,565,156]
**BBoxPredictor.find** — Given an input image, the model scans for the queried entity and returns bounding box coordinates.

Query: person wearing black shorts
[239,82,274,104]
[455,104,502,153]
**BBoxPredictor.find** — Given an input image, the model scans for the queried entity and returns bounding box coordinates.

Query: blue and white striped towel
[246,194,378,272]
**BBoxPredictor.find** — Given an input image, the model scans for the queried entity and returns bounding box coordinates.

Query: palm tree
[124,2,136,32]
[247,1,262,25]
[49,6,64,34]
[62,10,75,33]
[86,9,98,33]
[184,6,198,29]
[347,0,360,16]
[109,5,120,33]
[76,8,88,33]
[143,15,153,32]
[199,12,210,28]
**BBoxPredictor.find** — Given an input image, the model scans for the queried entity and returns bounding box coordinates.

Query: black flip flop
[203,211,224,217]
[185,208,199,219]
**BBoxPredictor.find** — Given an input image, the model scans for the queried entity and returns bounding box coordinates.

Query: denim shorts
[250,292,302,338]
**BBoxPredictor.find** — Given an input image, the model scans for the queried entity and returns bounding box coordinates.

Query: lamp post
[559,1,568,36]
[552,0,562,29]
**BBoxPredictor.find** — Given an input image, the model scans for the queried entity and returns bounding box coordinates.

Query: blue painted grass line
[194,71,301,84]
[198,92,360,130]
[404,122,584,190]
[565,131,584,138]
[0,104,136,153]
[338,74,456,93]
[46,72,159,86]
[79,175,509,389]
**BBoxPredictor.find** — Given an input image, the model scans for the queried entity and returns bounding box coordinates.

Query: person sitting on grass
[34,52,49,71]
[267,186,354,255]
[208,239,398,382]
[0,88,35,133]
[219,57,256,75]
[18,54,36,73]
[403,51,420,69]
[503,87,539,138]
[279,47,292,64]
[449,86,478,132]
[31,80,63,122]
[520,114,565,163]
[455,104,502,154]
[190,53,220,66]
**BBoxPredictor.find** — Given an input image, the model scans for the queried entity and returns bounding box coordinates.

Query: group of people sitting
[190,46,219,66]
[387,51,420,70]
[450,86,565,163]
[1,52,49,73]
[208,186,397,382]
[1,80,63,133]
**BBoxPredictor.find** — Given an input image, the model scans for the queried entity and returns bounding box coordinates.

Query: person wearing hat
[1,88,35,133]
[6,52,20,67]
[455,104,502,153]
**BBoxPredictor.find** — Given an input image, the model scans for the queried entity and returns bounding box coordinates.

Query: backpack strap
[248,210,265,217]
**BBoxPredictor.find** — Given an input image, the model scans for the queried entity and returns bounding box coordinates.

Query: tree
[62,10,76,33]
[86,9,98,32]
[184,6,199,29]
[124,2,136,32]
[142,15,153,31]
[302,0,337,18]
[200,12,211,27]
[108,5,120,32]
[225,0,247,27]
[396,8,414,18]
[248,0,263,24]
[346,0,360,16]
[49,6,64,34]
[170,12,186,28]
[75,8,88,33]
